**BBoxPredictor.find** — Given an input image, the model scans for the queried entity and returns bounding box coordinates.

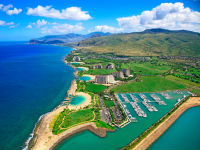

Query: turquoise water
[149,106,200,150]
[70,95,86,106]
[0,42,74,150]
[76,67,85,71]
[55,91,192,150]
[79,76,91,81]
[71,62,80,65]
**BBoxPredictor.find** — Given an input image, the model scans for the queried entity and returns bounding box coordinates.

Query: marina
[116,91,192,128]
[150,94,166,105]
[130,102,147,117]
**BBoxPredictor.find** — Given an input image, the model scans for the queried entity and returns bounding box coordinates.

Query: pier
[150,94,166,105]
[130,102,147,117]
[160,92,171,99]
[129,94,139,102]
[120,94,130,103]
[142,101,158,112]
[139,94,151,102]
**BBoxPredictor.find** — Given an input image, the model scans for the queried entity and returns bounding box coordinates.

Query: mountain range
[29,29,200,56]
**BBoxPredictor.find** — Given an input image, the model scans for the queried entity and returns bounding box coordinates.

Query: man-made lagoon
[79,76,91,81]
[76,67,86,71]
[70,95,86,106]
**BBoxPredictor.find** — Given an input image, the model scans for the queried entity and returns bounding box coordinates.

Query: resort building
[112,71,124,78]
[93,64,102,69]
[122,69,130,76]
[73,56,81,62]
[105,63,115,69]
[95,75,115,84]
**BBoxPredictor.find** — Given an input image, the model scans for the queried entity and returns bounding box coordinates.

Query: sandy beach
[131,97,200,150]
[82,74,95,81]
[77,66,89,71]
[67,92,92,110]
[30,110,108,150]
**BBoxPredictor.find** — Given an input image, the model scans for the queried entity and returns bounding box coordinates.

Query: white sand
[77,67,89,71]
[82,74,95,81]
[67,92,92,110]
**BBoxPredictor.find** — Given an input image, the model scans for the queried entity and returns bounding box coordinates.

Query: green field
[85,82,107,93]
[52,109,94,134]
[166,75,200,95]
[111,76,185,93]
[94,120,115,130]
[104,99,115,108]
[85,69,116,75]
[121,62,171,75]
[77,81,107,94]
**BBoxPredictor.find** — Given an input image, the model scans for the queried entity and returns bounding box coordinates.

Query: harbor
[116,91,192,128]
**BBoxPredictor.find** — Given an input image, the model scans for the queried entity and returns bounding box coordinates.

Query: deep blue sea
[0,42,74,150]
[149,106,200,150]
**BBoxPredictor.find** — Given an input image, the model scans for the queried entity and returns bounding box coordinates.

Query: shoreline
[27,53,111,150]
[128,97,200,150]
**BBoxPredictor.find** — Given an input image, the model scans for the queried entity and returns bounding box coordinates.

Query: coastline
[27,54,111,150]
[128,97,200,150]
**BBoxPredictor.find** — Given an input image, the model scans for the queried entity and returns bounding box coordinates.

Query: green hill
[77,29,200,56]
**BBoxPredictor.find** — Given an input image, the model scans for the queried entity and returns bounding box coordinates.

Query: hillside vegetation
[78,29,200,56]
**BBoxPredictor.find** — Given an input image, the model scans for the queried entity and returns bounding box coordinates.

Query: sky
[0,0,200,41]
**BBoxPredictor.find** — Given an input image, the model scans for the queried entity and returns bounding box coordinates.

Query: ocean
[149,106,200,150]
[0,42,74,150]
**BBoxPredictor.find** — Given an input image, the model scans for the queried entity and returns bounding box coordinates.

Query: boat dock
[150,94,166,105]
[130,102,147,117]
[129,94,139,102]
[120,94,130,103]
[142,101,158,112]
[160,92,171,99]
[139,94,151,102]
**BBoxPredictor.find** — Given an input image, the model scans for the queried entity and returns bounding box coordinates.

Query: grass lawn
[166,75,200,88]
[85,69,116,75]
[121,62,171,75]
[104,99,115,107]
[94,120,115,130]
[111,76,185,93]
[83,58,109,64]
[166,75,200,96]
[85,82,107,93]
[52,109,94,134]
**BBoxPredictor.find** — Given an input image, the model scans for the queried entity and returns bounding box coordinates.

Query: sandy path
[131,97,200,150]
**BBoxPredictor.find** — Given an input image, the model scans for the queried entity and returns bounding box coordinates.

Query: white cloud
[0,4,3,10]
[117,2,200,32]
[27,5,92,20]
[33,19,48,28]
[0,20,14,26]
[41,23,84,34]
[91,25,123,33]
[0,4,22,15]
[7,8,22,15]
[26,24,32,29]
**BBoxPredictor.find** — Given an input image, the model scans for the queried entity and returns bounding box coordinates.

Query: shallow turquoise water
[79,76,91,81]
[55,91,192,150]
[70,95,86,106]
[76,67,85,71]
[149,106,200,150]
[0,42,74,150]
